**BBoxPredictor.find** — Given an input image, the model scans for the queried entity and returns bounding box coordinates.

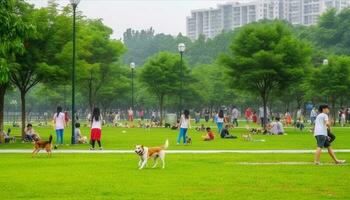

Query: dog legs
[46,148,52,157]
[138,159,142,167]
[139,160,147,170]
[32,149,38,157]
[32,149,40,157]
[152,157,158,168]
[160,151,165,169]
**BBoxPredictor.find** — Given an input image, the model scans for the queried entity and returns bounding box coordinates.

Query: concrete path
[237,162,348,165]
[0,149,350,154]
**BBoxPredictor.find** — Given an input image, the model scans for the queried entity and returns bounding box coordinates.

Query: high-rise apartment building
[186,0,350,40]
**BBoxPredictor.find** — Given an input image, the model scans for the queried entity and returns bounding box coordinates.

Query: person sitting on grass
[24,124,40,142]
[220,125,237,139]
[195,124,205,132]
[74,123,87,144]
[295,117,305,131]
[269,117,284,135]
[202,127,215,141]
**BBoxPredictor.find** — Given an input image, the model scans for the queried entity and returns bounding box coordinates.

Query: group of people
[176,109,237,145]
[52,106,101,150]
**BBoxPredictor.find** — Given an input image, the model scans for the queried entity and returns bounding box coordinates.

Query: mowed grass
[1,122,350,150]
[0,153,349,200]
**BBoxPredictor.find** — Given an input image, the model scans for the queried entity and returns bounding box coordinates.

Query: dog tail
[163,139,169,149]
[48,135,53,143]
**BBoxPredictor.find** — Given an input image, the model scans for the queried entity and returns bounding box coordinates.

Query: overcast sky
[27,0,231,40]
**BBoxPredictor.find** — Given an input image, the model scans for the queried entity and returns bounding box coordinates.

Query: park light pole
[130,62,136,109]
[178,43,186,116]
[70,0,80,144]
[323,58,329,103]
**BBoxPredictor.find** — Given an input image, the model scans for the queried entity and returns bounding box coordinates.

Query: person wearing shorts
[314,105,345,165]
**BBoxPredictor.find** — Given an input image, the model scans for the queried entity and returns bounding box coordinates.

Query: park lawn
[0,125,349,150]
[0,153,349,200]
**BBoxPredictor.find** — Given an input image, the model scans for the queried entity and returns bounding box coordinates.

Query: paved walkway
[1,149,350,154]
[237,162,348,165]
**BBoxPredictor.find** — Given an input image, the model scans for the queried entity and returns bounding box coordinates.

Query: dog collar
[137,149,144,156]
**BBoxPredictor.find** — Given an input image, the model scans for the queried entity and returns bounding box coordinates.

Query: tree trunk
[340,96,344,108]
[331,98,337,126]
[20,90,26,138]
[0,84,7,131]
[261,90,268,130]
[159,95,164,126]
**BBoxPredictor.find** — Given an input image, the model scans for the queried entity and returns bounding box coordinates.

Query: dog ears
[141,145,144,149]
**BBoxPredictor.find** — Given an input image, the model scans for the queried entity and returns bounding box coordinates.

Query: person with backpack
[314,105,345,165]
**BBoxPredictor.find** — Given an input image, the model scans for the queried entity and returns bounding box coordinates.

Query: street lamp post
[130,62,136,109]
[323,59,329,103]
[70,0,80,145]
[178,43,186,117]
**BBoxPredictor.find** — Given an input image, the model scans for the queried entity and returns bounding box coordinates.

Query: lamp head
[70,0,81,6]
[178,43,186,53]
[130,62,136,69]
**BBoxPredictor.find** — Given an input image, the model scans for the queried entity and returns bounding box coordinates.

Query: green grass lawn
[0,153,349,200]
[1,122,349,199]
[1,123,349,150]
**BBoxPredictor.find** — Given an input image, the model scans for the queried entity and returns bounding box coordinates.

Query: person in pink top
[139,109,144,120]
[245,107,252,123]
[128,107,134,122]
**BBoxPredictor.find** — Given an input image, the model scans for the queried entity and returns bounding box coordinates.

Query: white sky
[27,0,230,39]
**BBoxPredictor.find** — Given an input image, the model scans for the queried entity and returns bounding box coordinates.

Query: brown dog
[32,135,53,157]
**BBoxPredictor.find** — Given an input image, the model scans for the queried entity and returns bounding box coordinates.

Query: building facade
[186,0,350,40]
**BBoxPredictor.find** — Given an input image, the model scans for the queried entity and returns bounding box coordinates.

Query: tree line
[2,0,350,135]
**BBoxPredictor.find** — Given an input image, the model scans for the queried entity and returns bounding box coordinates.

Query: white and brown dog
[134,140,169,169]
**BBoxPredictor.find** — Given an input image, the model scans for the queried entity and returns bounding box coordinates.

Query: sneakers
[89,147,95,150]
[314,161,320,165]
[336,160,346,164]
[99,147,103,150]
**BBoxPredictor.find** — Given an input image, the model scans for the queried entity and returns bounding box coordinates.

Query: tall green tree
[304,8,350,55]
[73,19,126,111]
[308,56,350,124]
[0,0,29,130]
[191,64,234,110]
[139,52,190,124]
[11,5,65,137]
[221,21,312,127]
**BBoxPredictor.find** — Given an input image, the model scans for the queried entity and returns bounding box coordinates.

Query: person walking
[245,107,252,124]
[204,110,210,122]
[90,107,103,150]
[231,106,239,127]
[216,110,224,134]
[314,105,345,165]
[177,110,191,145]
[128,107,134,122]
[53,106,65,149]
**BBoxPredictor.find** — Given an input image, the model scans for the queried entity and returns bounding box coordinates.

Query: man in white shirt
[231,107,239,127]
[314,105,345,165]
[259,106,269,127]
